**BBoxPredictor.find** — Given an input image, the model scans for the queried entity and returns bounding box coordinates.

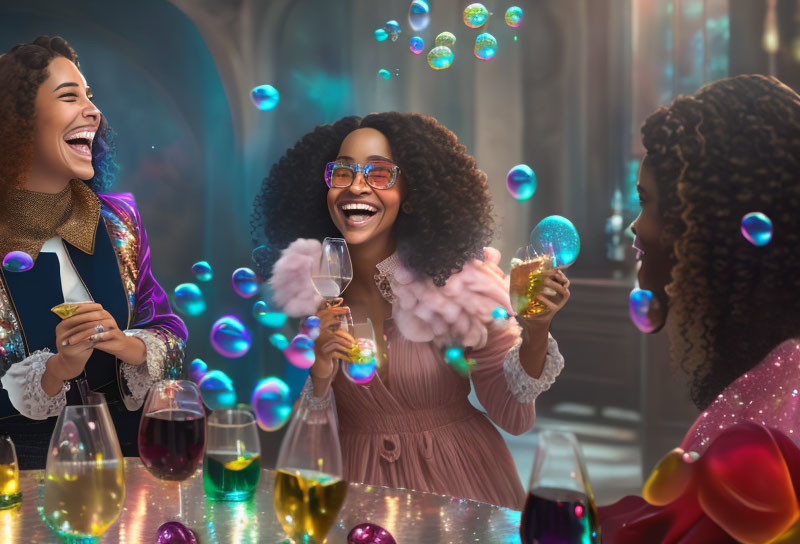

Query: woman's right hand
[48,303,105,382]
[311,305,356,383]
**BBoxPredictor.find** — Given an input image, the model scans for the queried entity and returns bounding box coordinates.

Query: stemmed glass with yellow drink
[0,435,21,510]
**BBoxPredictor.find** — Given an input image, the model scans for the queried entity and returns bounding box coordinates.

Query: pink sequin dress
[271,239,565,509]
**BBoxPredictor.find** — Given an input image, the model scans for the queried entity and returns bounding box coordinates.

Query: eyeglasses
[324,161,401,190]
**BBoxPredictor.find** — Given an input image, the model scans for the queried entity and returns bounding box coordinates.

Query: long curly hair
[251,112,495,286]
[0,35,118,211]
[642,75,800,409]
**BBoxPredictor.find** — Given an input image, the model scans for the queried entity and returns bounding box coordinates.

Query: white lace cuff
[0,350,67,420]
[503,334,564,404]
[121,329,166,401]
[302,379,333,411]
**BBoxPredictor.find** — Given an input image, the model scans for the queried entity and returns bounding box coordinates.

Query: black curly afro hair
[251,112,495,286]
[642,75,800,409]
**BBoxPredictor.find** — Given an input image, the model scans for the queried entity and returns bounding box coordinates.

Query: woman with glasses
[252,112,570,509]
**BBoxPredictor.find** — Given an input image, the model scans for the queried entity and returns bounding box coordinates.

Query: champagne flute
[41,393,125,539]
[0,435,21,510]
[203,408,261,501]
[520,430,600,544]
[273,388,347,543]
[510,245,555,318]
[342,319,378,385]
[138,380,207,518]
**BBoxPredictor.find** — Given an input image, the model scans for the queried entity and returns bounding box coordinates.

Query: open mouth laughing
[64,127,96,158]
[338,200,380,227]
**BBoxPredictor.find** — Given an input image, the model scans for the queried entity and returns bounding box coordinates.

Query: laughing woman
[253,112,570,508]
[0,36,186,468]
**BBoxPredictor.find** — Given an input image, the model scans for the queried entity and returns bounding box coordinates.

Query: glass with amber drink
[0,435,21,509]
[510,246,555,318]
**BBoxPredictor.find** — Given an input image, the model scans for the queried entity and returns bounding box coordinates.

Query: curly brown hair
[642,75,800,409]
[0,35,116,211]
[251,112,495,286]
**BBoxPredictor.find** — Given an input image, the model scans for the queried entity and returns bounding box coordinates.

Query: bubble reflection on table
[7,459,521,543]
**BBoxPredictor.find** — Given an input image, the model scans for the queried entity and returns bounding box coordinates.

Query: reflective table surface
[2,459,522,543]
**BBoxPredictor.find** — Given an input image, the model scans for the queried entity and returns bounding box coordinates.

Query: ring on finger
[95,324,105,334]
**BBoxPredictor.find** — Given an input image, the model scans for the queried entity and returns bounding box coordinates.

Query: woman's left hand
[81,307,146,366]
[519,269,571,329]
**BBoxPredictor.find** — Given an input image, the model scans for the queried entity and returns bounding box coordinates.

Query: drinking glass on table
[0,435,21,510]
[510,245,555,318]
[138,380,206,517]
[520,430,600,544]
[273,385,347,543]
[203,408,261,501]
[41,393,125,539]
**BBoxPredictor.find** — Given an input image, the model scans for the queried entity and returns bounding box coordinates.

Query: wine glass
[273,388,347,543]
[41,393,125,539]
[0,435,21,510]
[138,380,207,518]
[520,430,600,544]
[342,319,378,385]
[510,245,555,318]
[203,408,261,501]
[311,237,352,303]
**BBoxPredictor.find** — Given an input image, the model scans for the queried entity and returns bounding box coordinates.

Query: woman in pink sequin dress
[602,75,800,542]
[253,112,571,509]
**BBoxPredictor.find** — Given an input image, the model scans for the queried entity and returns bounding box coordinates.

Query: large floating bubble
[269,333,290,351]
[383,20,402,42]
[199,370,236,411]
[463,3,489,28]
[342,339,377,385]
[173,283,206,316]
[232,267,259,299]
[506,164,537,201]
[408,0,430,31]
[741,212,773,247]
[409,36,425,55]
[2,251,33,273]
[252,301,288,329]
[474,33,497,61]
[530,215,581,268]
[427,46,454,70]
[629,288,664,333]
[210,316,252,358]
[284,334,315,369]
[250,377,292,432]
[378,69,391,80]
[505,6,524,27]
[435,32,456,48]
[188,358,208,384]
[250,85,280,111]
[191,261,213,282]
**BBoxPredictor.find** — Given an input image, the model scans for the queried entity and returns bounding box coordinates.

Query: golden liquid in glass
[43,461,125,537]
[510,254,553,317]
[0,463,18,496]
[273,469,347,543]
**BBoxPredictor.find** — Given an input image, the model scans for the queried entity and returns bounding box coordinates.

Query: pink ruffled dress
[270,239,565,509]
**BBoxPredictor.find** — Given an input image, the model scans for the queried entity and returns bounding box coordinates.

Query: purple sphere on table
[348,523,397,544]
[155,521,198,544]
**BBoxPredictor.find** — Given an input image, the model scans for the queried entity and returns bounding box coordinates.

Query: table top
[2,459,522,543]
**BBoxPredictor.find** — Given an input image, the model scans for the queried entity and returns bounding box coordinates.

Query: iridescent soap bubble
[435,32,456,48]
[343,339,377,385]
[191,261,213,282]
[409,36,425,55]
[173,283,206,316]
[741,212,773,247]
[492,307,509,320]
[198,370,236,411]
[252,301,288,328]
[530,215,581,268]
[232,267,259,298]
[188,358,208,384]
[269,333,290,351]
[2,251,33,273]
[506,164,537,201]
[348,523,397,544]
[284,334,315,369]
[443,346,475,378]
[463,3,489,28]
[210,316,252,358]
[375,28,389,42]
[299,315,321,340]
[251,244,269,264]
[383,20,402,41]
[427,46,454,70]
[505,6,524,27]
[629,288,664,333]
[250,377,292,432]
[408,0,430,31]
[474,32,497,60]
[250,85,280,111]
[378,69,391,80]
